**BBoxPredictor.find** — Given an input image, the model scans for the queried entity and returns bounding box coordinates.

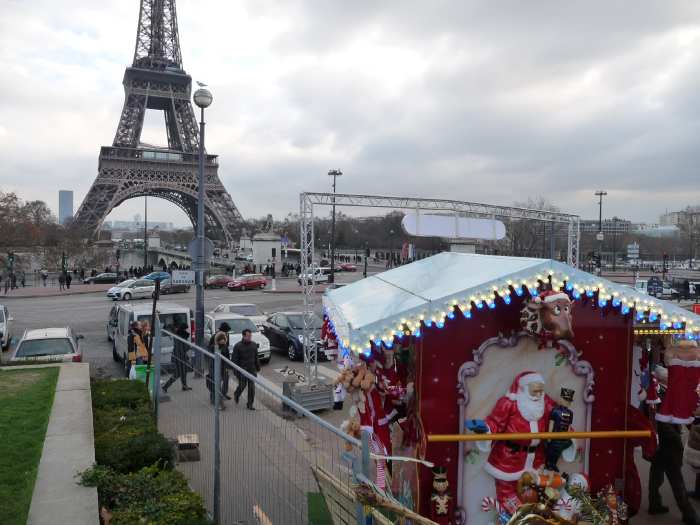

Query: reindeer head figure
[520,291,575,341]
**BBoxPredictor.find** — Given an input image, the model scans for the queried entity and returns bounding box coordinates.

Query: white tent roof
[323,252,700,353]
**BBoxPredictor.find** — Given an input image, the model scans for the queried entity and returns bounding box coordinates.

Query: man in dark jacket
[232,328,260,410]
[162,324,192,392]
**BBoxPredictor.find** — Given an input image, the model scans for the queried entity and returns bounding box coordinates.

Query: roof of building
[323,252,700,354]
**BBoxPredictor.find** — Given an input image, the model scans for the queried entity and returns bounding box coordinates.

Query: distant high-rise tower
[58,190,74,225]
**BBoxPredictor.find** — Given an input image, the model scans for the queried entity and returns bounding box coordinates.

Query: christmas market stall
[323,252,700,525]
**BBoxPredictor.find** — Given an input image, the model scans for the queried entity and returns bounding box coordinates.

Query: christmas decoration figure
[520,291,575,349]
[545,387,575,472]
[430,466,454,524]
[553,472,589,522]
[466,371,576,515]
[655,339,700,425]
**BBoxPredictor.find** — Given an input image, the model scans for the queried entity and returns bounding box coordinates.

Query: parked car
[111,279,156,301]
[11,327,83,363]
[159,277,190,294]
[83,272,118,284]
[227,274,267,291]
[262,312,325,361]
[107,279,136,299]
[212,303,266,328]
[203,313,271,364]
[143,271,171,282]
[297,268,328,285]
[0,305,13,350]
[205,275,235,289]
[339,263,357,272]
[109,302,192,376]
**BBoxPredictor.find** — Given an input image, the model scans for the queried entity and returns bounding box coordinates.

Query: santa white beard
[516,390,545,422]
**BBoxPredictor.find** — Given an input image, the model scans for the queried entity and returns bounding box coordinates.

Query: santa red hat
[506,371,545,400]
[534,290,570,304]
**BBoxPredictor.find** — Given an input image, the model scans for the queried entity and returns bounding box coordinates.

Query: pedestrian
[65,272,72,289]
[10,272,16,289]
[80,268,85,281]
[127,321,149,375]
[206,329,227,410]
[3,275,8,295]
[215,322,232,400]
[58,272,66,291]
[41,269,48,287]
[20,271,25,288]
[162,324,192,392]
[232,328,260,410]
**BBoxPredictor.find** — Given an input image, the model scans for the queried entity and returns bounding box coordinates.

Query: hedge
[83,379,210,524]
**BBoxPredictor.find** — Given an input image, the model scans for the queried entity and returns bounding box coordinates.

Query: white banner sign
[171,270,195,285]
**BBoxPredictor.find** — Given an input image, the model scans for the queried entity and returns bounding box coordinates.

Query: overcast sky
[2,1,700,226]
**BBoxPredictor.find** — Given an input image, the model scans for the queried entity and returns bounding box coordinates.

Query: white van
[108,302,192,376]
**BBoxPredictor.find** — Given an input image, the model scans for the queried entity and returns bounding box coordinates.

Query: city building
[58,190,73,225]
[579,217,631,235]
[660,206,700,226]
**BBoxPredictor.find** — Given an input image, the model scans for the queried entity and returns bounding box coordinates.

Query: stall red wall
[414,292,634,517]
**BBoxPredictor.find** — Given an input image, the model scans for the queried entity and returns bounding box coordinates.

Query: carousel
[323,252,700,524]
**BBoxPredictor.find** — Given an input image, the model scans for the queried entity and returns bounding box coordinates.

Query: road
[0,273,362,390]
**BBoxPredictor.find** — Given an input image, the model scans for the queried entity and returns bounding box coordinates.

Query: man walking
[214,322,232,400]
[58,272,66,291]
[162,324,192,393]
[232,328,260,410]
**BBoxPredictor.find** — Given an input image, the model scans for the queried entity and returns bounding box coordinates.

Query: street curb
[0,287,110,299]
[261,290,326,294]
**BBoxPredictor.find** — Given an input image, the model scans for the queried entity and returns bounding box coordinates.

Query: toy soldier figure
[430,466,453,524]
[545,387,575,472]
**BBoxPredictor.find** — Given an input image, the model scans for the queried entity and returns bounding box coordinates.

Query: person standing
[65,272,72,290]
[162,324,192,392]
[232,328,260,410]
[58,272,66,291]
[214,322,232,400]
[20,271,25,287]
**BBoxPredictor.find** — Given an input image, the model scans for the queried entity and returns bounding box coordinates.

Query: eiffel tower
[72,0,243,245]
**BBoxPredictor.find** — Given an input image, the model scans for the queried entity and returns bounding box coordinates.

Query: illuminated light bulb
[507,280,513,285]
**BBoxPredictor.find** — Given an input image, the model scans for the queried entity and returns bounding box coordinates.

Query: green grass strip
[0,367,59,525]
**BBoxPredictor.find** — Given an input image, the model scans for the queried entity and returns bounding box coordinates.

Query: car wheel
[287,342,298,361]
[123,292,131,300]
[260,283,265,289]
[241,285,247,291]
[112,341,118,362]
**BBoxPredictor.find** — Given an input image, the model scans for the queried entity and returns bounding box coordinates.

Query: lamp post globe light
[193,86,213,348]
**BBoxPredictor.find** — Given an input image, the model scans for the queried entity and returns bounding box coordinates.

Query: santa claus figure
[655,339,700,424]
[467,371,576,515]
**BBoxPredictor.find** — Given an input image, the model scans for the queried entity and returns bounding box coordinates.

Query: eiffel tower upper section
[72,0,243,245]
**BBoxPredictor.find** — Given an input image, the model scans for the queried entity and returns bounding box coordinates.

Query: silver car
[12,327,83,363]
[112,279,156,301]
[0,305,12,350]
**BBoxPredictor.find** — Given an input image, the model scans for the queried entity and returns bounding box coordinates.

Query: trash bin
[133,364,156,396]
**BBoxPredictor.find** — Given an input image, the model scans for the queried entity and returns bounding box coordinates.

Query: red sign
[693,304,700,315]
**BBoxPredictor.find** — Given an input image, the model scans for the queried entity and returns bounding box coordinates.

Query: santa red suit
[475,371,576,514]
[320,317,339,358]
[656,342,700,424]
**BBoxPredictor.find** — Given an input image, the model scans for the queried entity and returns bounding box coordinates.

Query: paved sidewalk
[27,363,98,525]
[0,283,111,299]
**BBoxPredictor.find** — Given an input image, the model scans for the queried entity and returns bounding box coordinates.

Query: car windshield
[117,279,135,287]
[16,338,74,357]
[216,318,258,333]
[228,305,261,316]
[287,314,323,330]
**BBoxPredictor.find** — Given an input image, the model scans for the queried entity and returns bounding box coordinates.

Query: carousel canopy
[323,252,700,354]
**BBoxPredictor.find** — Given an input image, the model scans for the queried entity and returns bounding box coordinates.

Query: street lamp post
[595,190,607,274]
[144,196,148,270]
[193,87,213,348]
[327,169,342,284]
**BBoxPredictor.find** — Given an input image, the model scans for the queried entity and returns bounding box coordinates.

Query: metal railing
[151,318,370,524]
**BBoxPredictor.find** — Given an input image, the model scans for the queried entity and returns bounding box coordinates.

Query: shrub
[91,379,174,473]
[79,465,210,525]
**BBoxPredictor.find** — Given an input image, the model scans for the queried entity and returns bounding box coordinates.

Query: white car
[204,312,271,364]
[12,327,83,363]
[112,279,156,301]
[0,305,13,350]
[212,303,267,328]
[107,279,136,299]
[297,268,328,285]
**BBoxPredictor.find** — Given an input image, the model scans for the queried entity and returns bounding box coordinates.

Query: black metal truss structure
[73,0,243,245]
